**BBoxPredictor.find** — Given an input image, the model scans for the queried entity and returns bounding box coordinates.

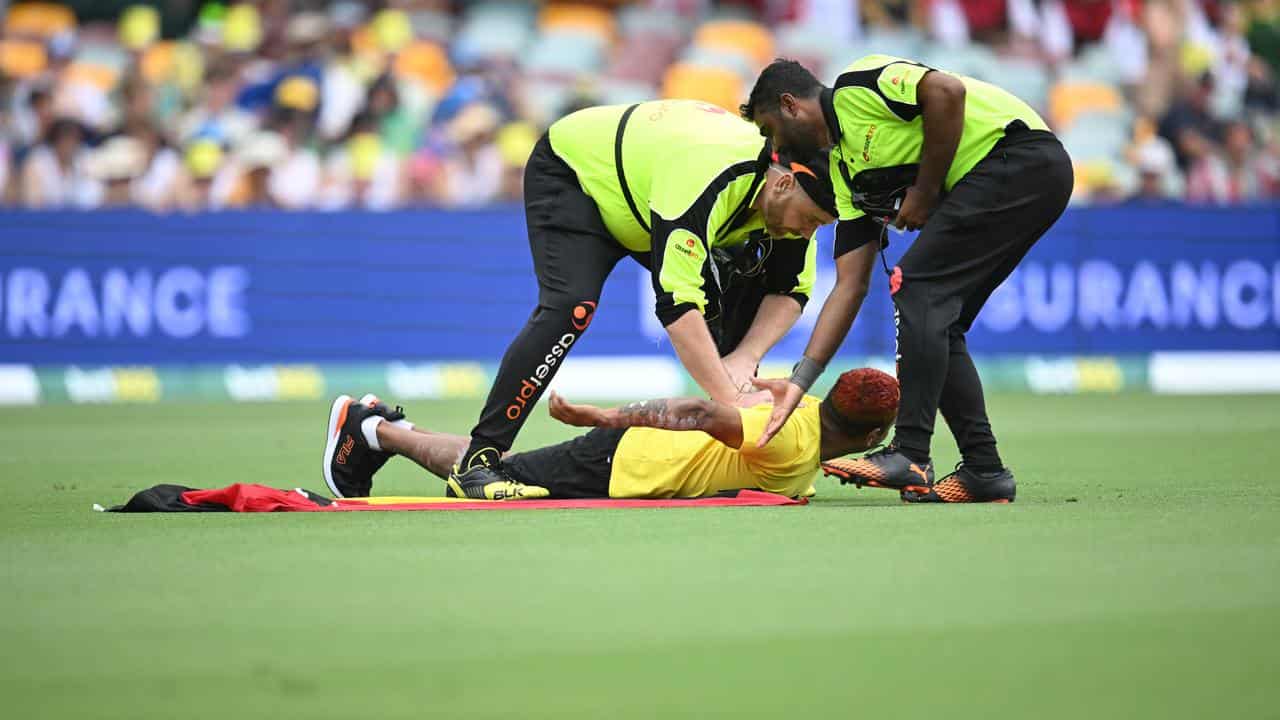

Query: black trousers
[891,129,1073,467]
[468,136,768,453]
[467,135,629,453]
[504,427,625,498]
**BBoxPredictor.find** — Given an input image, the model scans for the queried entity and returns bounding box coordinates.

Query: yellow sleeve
[652,226,710,325]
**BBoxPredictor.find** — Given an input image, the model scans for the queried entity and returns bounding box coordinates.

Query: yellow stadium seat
[661,62,743,114]
[0,40,48,78]
[4,2,75,38]
[394,41,455,95]
[694,19,774,68]
[539,3,615,44]
[1049,81,1124,131]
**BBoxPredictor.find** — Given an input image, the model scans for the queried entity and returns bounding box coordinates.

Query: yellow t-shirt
[607,396,823,499]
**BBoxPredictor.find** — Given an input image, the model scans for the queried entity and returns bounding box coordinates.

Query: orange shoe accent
[336,435,355,465]
[907,463,929,485]
[333,399,350,438]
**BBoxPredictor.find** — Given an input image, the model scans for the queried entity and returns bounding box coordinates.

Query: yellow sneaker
[446,459,550,500]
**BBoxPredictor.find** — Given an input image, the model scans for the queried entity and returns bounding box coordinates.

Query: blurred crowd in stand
[0,0,1277,211]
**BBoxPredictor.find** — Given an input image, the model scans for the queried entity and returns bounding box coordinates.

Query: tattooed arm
[547,391,744,449]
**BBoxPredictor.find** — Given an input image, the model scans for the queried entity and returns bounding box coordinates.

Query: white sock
[361,416,385,451]
[393,419,414,431]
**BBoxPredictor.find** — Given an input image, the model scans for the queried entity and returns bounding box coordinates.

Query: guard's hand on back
[751,377,806,448]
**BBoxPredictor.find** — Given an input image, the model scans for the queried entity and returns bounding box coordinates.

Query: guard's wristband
[789,356,826,392]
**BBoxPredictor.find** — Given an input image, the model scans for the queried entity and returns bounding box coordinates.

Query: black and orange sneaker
[322,394,405,498]
[821,445,934,494]
[901,464,1016,504]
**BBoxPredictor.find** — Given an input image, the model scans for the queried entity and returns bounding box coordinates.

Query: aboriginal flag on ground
[100,483,807,513]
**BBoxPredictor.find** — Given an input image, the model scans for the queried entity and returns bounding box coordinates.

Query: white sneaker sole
[322,395,353,498]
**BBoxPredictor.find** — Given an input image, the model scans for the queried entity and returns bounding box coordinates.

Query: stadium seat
[522,30,605,79]
[694,19,774,69]
[1049,81,1124,131]
[616,4,685,38]
[1059,113,1130,161]
[408,9,454,45]
[394,42,455,95]
[996,58,1051,113]
[4,2,75,38]
[454,1,535,62]
[862,26,924,58]
[539,3,616,45]
[661,62,743,113]
[922,44,999,82]
[681,45,756,82]
[520,78,572,126]
[0,40,48,79]
[607,31,683,85]
[597,78,656,106]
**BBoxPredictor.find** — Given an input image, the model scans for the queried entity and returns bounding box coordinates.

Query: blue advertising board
[1,205,1277,365]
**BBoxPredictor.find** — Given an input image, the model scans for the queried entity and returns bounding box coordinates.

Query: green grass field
[2,393,1279,719]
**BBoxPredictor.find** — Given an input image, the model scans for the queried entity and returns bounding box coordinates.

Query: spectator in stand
[260,108,322,210]
[177,61,254,146]
[128,122,183,212]
[1247,0,1280,73]
[89,136,146,208]
[366,74,421,156]
[233,131,290,208]
[1159,71,1222,170]
[435,102,503,208]
[13,83,57,151]
[321,111,403,210]
[1187,118,1280,201]
[20,118,100,209]
[177,138,237,211]
[1129,136,1183,202]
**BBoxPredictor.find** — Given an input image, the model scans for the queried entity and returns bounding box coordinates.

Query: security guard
[742,55,1074,503]
[449,99,838,500]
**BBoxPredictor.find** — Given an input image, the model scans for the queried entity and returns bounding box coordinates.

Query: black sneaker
[820,445,934,493]
[446,449,549,500]
[901,464,1016,504]
[322,394,404,498]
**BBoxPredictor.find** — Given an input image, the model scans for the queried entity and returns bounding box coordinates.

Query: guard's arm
[755,240,878,447]
[913,70,966,197]
[548,391,744,449]
[650,219,740,403]
[666,309,743,403]
[722,232,815,380]
[894,71,965,230]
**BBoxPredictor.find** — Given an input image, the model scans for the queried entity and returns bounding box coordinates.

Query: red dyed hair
[826,368,899,428]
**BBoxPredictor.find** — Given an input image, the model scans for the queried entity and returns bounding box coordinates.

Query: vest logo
[571,300,597,331]
[505,332,578,420]
[862,125,877,162]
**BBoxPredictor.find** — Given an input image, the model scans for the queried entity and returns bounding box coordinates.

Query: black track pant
[891,129,1073,467]
[468,135,630,453]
